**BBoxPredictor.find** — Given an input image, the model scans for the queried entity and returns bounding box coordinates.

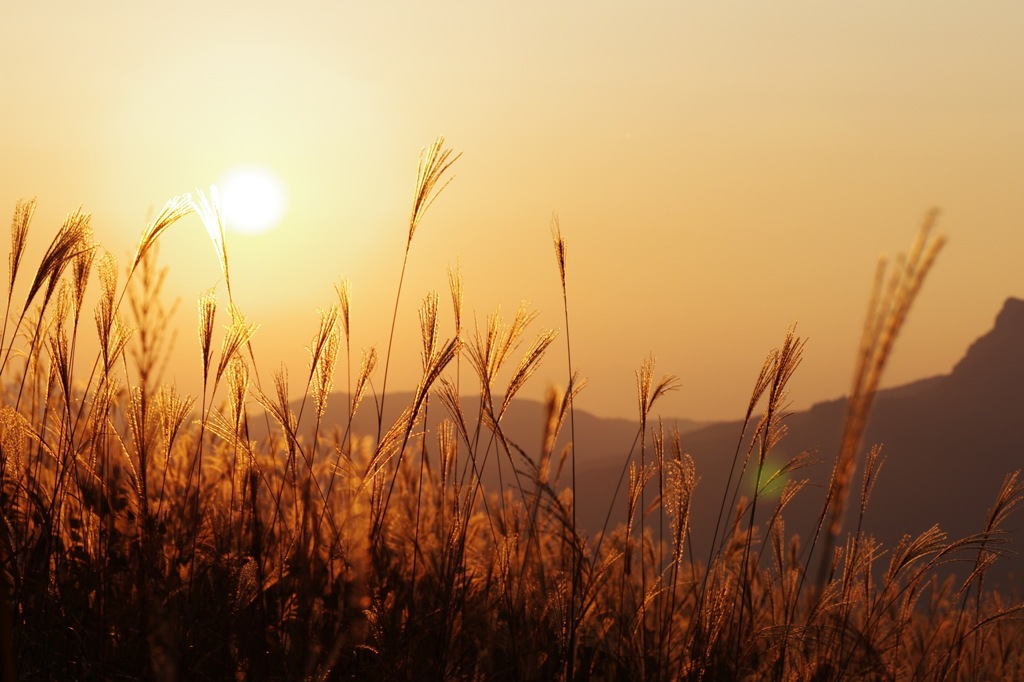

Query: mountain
[262,298,1024,586]
[658,297,1024,585]
[273,390,709,466]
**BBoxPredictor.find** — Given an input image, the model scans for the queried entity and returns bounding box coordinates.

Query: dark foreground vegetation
[1,140,1021,680]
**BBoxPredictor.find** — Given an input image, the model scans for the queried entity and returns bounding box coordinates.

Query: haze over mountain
[273,297,1024,585]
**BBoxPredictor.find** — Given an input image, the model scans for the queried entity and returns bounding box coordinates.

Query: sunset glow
[2,2,1022,420]
[3,3,1023,678]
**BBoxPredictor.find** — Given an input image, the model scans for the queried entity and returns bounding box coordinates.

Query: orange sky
[2,2,1022,421]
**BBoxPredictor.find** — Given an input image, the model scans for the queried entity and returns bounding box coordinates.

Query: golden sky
[2,1,1022,421]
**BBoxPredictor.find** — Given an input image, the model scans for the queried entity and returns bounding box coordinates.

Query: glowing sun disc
[218,167,286,234]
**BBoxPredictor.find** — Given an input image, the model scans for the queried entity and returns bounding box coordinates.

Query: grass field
[1,140,1021,680]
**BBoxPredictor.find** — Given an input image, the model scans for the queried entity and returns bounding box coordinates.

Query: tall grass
[1,144,1021,680]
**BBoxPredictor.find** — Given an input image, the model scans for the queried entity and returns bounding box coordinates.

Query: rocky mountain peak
[950,297,1024,379]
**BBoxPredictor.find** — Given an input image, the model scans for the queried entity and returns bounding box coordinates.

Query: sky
[2,1,1022,422]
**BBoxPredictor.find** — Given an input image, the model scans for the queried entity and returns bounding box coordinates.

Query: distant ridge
[276,390,710,459]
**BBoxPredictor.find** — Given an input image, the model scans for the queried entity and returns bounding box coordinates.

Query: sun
[218,166,287,234]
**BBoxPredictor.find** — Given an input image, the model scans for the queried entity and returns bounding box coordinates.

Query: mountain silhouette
[651,297,1024,585]
[265,297,1024,586]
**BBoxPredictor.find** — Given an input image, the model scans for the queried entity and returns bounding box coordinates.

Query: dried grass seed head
[551,212,567,289]
[414,337,460,416]
[157,385,196,445]
[467,303,538,395]
[71,226,96,317]
[8,197,36,295]
[436,376,469,447]
[448,262,463,335]
[191,188,230,293]
[198,288,217,384]
[438,418,456,483]
[101,314,134,373]
[307,305,339,377]
[227,356,250,432]
[419,291,439,370]
[352,346,378,417]
[500,328,557,418]
[215,310,258,386]
[826,215,945,545]
[28,208,92,312]
[131,194,192,275]
[48,294,72,399]
[334,277,352,342]
[636,354,680,421]
[252,365,298,441]
[312,322,341,418]
[407,135,461,248]
[98,251,118,305]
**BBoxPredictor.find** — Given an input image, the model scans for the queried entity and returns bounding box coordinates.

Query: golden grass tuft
[7,198,35,296]
[130,193,192,275]
[214,308,258,387]
[197,287,217,386]
[408,136,461,248]
[2,151,1021,681]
